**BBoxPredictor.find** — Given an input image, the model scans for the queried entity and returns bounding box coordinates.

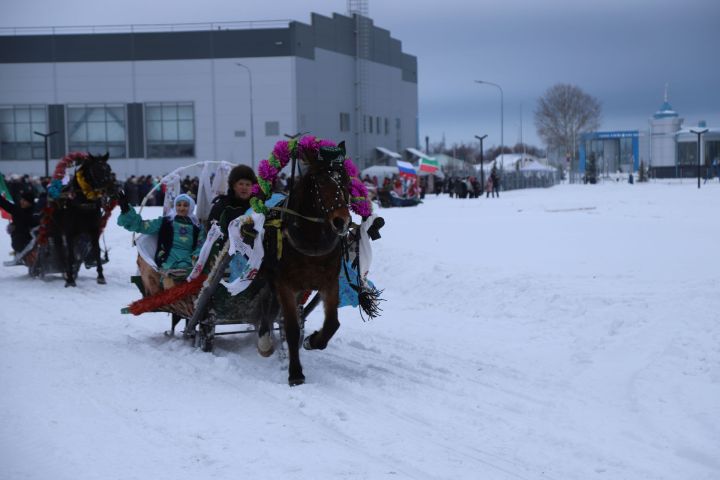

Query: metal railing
[0,20,292,36]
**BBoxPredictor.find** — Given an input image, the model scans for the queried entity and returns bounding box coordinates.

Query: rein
[269,206,324,224]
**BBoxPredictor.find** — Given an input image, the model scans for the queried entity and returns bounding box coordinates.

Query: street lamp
[235,63,255,170]
[474,134,487,192]
[475,80,504,169]
[33,130,58,178]
[690,128,708,189]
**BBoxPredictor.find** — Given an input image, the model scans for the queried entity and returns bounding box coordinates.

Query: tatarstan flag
[0,174,13,220]
[419,157,439,173]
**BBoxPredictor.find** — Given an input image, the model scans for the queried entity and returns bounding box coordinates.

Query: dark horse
[49,153,117,287]
[259,142,352,386]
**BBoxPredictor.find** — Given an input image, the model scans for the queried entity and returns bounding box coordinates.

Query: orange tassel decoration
[127,274,207,316]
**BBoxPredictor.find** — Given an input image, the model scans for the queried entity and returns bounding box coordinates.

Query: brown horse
[259,142,351,386]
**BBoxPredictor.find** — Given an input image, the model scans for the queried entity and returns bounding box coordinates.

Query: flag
[419,157,439,173]
[396,160,417,177]
[0,173,13,220]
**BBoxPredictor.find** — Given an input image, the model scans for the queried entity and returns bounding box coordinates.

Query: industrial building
[0,13,418,178]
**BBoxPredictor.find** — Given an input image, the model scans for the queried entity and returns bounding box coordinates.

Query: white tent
[361,165,398,181]
[375,147,402,159]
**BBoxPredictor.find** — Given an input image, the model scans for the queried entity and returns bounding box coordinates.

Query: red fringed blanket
[127,274,207,316]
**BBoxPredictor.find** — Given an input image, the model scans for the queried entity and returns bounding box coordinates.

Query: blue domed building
[580,92,720,179]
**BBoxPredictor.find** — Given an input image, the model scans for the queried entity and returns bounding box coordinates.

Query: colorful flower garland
[250,136,373,217]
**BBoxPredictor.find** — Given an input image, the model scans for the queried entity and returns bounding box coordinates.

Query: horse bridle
[280,169,351,257]
[310,170,350,219]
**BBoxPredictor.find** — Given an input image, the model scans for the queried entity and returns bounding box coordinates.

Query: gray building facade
[0,13,418,178]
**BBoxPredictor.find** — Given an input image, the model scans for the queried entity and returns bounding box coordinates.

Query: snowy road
[1,181,719,479]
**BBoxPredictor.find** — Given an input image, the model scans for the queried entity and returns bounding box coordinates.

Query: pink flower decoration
[251,184,262,195]
[272,141,290,166]
[258,159,278,180]
[298,135,318,156]
[352,199,372,217]
[350,177,369,198]
[344,158,359,178]
[318,139,337,148]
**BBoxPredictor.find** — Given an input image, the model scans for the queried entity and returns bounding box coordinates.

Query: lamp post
[474,134,487,192]
[690,128,708,189]
[475,80,504,168]
[33,130,58,178]
[235,63,255,170]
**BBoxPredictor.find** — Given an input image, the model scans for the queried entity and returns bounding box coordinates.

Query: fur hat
[228,165,257,193]
[20,191,35,203]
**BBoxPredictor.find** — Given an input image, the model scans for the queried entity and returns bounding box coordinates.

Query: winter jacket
[118,207,206,271]
[0,195,39,252]
[206,194,251,232]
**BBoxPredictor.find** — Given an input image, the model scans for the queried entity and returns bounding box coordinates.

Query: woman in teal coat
[118,193,206,290]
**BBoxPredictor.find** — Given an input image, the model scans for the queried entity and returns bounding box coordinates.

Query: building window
[706,141,720,167]
[68,104,127,158]
[265,121,279,136]
[145,102,194,158]
[340,113,351,132]
[0,105,47,160]
[376,116,381,134]
[368,115,373,134]
[677,142,696,166]
[384,117,389,135]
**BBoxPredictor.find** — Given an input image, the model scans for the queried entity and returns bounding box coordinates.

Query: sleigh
[4,225,109,280]
[122,228,322,353]
[120,161,322,352]
[377,189,421,208]
[6,152,116,286]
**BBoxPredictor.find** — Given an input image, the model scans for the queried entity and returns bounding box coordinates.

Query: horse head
[283,141,351,257]
[300,141,351,236]
[76,152,117,201]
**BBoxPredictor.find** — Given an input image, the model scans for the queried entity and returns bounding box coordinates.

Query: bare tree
[534,84,601,166]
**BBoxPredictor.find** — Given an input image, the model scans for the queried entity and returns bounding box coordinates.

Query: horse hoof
[302,337,314,350]
[97,277,106,285]
[65,281,76,288]
[288,375,305,387]
[257,333,275,357]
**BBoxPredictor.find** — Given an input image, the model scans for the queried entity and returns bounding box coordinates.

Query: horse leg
[93,231,106,284]
[64,234,76,287]
[277,283,304,385]
[256,287,277,357]
[303,280,341,351]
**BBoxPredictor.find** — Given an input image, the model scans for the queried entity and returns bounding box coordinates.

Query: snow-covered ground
[1,181,719,480]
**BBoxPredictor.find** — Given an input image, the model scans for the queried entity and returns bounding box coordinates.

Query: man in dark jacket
[0,191,39,254]
[206,164,257,232]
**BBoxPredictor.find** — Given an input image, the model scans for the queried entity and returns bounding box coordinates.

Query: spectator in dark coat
[0,191,39,253]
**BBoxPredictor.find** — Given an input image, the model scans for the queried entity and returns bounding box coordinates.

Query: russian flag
[396,160,417,177]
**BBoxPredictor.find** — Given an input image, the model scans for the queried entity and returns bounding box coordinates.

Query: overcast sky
[4,0,720,150]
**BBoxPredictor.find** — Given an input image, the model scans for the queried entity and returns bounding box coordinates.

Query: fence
[498,169,562,191]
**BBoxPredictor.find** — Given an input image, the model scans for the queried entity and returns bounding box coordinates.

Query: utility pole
[475,134,487,191]
[33,130,58,178]
[690,128,708,189]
